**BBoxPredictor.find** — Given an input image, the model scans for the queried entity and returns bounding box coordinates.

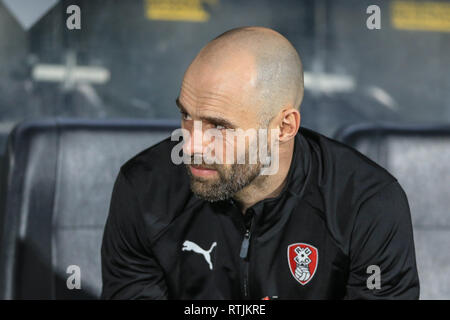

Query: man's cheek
[222,137,236,164]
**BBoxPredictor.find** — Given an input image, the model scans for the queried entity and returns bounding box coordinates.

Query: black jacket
[101,127,420,299]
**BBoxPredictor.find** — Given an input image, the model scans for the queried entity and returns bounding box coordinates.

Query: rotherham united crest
[287,243,318,285]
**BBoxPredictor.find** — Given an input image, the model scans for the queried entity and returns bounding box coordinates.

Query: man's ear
[278,108,301,142]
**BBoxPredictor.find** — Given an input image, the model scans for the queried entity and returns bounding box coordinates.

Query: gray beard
[186,162,262,202]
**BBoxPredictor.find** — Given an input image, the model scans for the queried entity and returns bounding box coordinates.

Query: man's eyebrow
[175,98,236,128]
[202,116,236,129]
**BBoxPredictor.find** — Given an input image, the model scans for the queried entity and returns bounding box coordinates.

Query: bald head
[184,26,304,126]
[179,27,303,204]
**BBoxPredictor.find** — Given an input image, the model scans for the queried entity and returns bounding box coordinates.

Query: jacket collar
[247,128,313,216]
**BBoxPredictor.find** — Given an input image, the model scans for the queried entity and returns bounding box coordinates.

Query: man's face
[177,53,271,202]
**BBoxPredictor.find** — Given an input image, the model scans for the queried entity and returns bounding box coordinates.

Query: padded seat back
[0,118,179,299]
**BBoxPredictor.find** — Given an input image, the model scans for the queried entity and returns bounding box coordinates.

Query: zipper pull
[240,229,251,259]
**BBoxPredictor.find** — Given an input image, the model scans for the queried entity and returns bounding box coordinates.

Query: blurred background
[1,0,449,151]
[0,0,449,300]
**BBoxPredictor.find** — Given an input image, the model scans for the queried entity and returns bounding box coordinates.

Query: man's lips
[189,165,218,177]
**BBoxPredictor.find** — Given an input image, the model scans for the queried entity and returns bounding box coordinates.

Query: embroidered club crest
[287,243,318,285]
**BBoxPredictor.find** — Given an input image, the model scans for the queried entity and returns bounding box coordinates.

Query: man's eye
[181,111,192,121]
[215,124,226,130]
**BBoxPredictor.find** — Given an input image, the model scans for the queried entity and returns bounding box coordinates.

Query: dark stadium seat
[0,118,179,299]
[334,123,450,300]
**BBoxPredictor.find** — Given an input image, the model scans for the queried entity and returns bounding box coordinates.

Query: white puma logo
[182,240,217,270]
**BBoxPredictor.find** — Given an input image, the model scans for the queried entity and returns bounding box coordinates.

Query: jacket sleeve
[100,169,168,299]
[344,180,420,299]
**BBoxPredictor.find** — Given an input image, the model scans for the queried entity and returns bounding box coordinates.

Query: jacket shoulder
[301,127,397,196]
[118,136,194,241]
[120,136,181,178]
[300,128,402,252]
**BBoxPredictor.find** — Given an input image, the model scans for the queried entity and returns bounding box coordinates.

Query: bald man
[101,27,420,299]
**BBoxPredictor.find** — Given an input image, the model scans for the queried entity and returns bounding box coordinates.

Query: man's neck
[233,139,295,214]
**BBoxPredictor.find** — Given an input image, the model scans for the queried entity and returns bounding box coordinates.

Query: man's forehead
[179,50,261,123]
[185,71,256,97]
[177,92,254,120]
[177,91,260,129]
[180,73,258,112]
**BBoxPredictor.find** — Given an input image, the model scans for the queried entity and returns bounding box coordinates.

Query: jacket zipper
[239,214,254,299]
[239,228,251,298]
[230,198,255,299]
